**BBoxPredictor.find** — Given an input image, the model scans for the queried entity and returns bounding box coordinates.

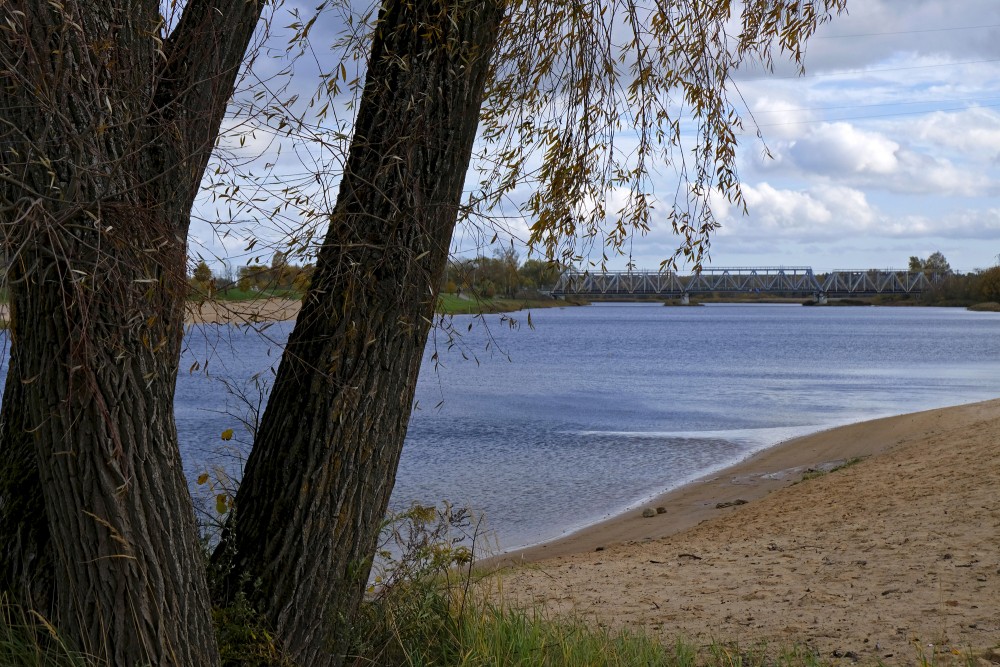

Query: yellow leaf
[220,428,234,441]
[216,495,228,514]
[196,473,209,485]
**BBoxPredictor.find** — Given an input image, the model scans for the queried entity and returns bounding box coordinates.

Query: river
[4,303,1000,552]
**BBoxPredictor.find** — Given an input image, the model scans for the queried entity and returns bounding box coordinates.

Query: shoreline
[494,398,1000,662]
[490,409,920,566]
[181,295,578,324]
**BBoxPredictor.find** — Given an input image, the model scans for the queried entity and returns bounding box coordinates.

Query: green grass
[437,293,586,315]
[349,582,835,667]
[204,286,303,302]
[3,582,992,666]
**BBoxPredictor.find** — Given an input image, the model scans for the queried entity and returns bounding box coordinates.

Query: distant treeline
[441,249,562,298]
[187,249,565,301]
[186,249,1000,307]
[903,252,1000,306]
[189,251,314,298]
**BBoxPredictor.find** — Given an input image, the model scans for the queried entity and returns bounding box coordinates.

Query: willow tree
[216,0,846,664]
[1,0,844,662]
[0,0,264,663]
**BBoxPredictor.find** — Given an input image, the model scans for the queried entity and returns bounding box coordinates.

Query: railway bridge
[550,267,935,304]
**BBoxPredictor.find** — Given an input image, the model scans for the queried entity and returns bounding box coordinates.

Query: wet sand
[494,399,1000,663]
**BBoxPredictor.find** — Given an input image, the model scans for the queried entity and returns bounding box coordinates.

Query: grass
[3,496,993,666]
[437,292,587,315]
[0,595,88,666]
[967,301,1000,312]
[182,290,582,316]
[3,575,993,666]
[348,579,841,667]
[200,286,302,302]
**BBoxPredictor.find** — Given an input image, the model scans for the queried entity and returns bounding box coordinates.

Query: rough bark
[0,1,262,663]
[213,0,503,662]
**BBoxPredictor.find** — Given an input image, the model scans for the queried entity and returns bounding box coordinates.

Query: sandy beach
[185,297,302,324]
[493,399,1000,664]
[0,298,303,326]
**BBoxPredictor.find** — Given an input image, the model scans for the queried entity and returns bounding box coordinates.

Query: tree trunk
[214,0,503,662]
[0,352,53,612]
[0,1,262,662]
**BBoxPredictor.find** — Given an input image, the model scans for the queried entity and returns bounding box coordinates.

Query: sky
[191,0,1000,275]
[700,1,1000,274]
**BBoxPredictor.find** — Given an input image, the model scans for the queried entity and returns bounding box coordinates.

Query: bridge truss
[551,267,934,300]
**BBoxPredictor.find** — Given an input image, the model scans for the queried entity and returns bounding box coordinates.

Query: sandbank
[494,399,1000,663]
[184,297,302,324]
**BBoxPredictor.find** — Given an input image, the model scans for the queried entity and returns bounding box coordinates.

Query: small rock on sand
[642,508,657,518]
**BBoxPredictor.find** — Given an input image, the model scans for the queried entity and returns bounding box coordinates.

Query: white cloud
[787,123,899,175]
[756,122,995,197]
[911,107,1000,160]
[716,182,876,238]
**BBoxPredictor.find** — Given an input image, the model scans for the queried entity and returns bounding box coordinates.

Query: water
[3,303,1000,551]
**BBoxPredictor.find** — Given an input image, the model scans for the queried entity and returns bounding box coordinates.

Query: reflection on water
[3,303,1000,551]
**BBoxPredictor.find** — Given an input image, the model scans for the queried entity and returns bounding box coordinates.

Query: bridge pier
[680,292,690,305]
[814,292,828,305]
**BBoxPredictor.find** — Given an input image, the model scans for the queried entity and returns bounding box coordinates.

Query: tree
[211,0,505,662]
[0,0,264,663]
[924,251,952,276]
[194,260,215,285]
[216,0,845,663]
[980,266,1000,302]
[519,258,563,290]
[910,251,952,276]
[2,0,844,664]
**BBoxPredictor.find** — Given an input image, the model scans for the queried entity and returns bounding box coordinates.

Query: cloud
[756,122,995,197]
[710,182,1000,242]
[787,123,899,175]
[910,107,1000,160]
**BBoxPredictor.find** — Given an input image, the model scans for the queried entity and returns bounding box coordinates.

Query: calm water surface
[4,303,999,551]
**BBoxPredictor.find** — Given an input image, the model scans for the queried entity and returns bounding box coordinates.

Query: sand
[0,298,302,326]
[185,297,302,324]
[493,399,1000,664]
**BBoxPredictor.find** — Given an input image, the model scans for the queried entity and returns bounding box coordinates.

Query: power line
[754,101,1000,127]
[751,95,1000,115]
[740,57,1000,81]
[815,22,1000,39]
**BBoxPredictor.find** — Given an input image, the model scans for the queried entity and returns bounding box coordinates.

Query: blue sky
[695,2,1000,273]
[192,1,1000,275]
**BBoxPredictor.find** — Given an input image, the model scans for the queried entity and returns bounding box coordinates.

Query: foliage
[212,591,295,667]
[349,503,485,664]
[910,251,953,276]
[218,1,849,273]
[978,266,1000,302]
[436,293,580,315]
[444,254,565,298]
[193,261,214,284]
